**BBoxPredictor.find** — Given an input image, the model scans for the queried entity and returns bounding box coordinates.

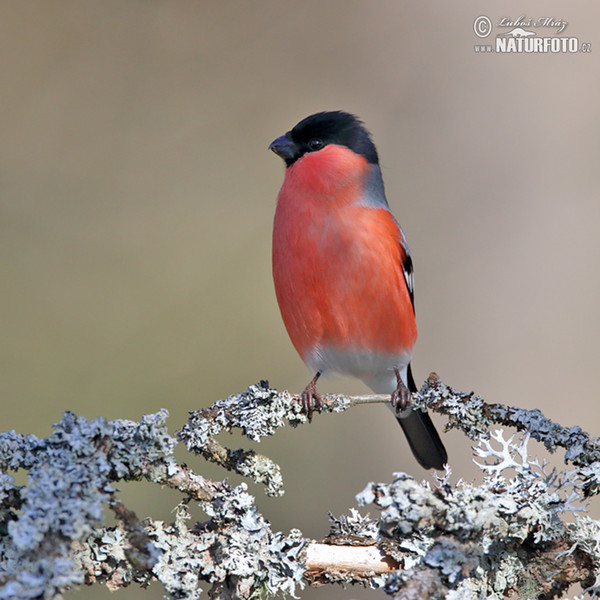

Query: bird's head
[269,111,379,167]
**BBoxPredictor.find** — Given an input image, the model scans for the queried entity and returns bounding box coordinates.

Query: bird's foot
[301,372,322,422]
[391,368,411,414]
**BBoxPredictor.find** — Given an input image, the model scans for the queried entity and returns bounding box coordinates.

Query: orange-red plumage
[273,145,416,362]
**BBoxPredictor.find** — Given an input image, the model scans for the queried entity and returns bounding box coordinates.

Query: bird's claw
[301,388,322,422]
[391,369,412,415]
[300,372,322,422]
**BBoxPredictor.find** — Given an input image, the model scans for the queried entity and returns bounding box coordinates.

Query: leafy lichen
[1,379,599,599]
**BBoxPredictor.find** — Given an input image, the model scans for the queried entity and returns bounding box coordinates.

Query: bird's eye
[307,139,324,151]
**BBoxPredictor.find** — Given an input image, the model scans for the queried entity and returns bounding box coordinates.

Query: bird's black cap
[269,111,379,167]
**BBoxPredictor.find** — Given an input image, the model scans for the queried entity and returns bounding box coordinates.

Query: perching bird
[269,111,447,470]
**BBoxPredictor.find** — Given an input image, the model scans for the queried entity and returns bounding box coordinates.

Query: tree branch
[1,377,600,599]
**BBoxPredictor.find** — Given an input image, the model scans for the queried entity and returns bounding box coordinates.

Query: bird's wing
[396,228,415,313]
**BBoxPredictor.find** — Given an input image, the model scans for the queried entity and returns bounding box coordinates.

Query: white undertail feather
[305,344,410,394]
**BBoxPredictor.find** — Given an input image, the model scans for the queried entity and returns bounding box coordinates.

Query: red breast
[272,145,417,369]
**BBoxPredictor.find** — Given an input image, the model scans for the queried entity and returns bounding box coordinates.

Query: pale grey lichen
[326,508,379,543]
[180,381,305,447]
[358,429,600,598]
[0,410,176,599]
[178,381,304,496]
[0,406,309,600]
[1,378,600,599]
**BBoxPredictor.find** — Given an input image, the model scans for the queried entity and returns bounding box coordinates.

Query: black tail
[397,365,448,470]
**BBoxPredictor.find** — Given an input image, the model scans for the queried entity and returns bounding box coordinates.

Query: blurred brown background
[1,2,599,599]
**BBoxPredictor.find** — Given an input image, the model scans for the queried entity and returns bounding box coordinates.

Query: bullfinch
[269,111,447,470]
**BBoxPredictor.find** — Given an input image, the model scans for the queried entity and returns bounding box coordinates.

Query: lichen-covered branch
[1,377,600,599]
[412,373,600,497]
[0,410,306,600]
[179,374,600,499]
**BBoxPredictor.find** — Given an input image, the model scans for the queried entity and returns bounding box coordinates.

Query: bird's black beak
[269,133,296,165]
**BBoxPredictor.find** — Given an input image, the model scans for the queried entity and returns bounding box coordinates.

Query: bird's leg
[301,371,322,422]
[391,368,411,414]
